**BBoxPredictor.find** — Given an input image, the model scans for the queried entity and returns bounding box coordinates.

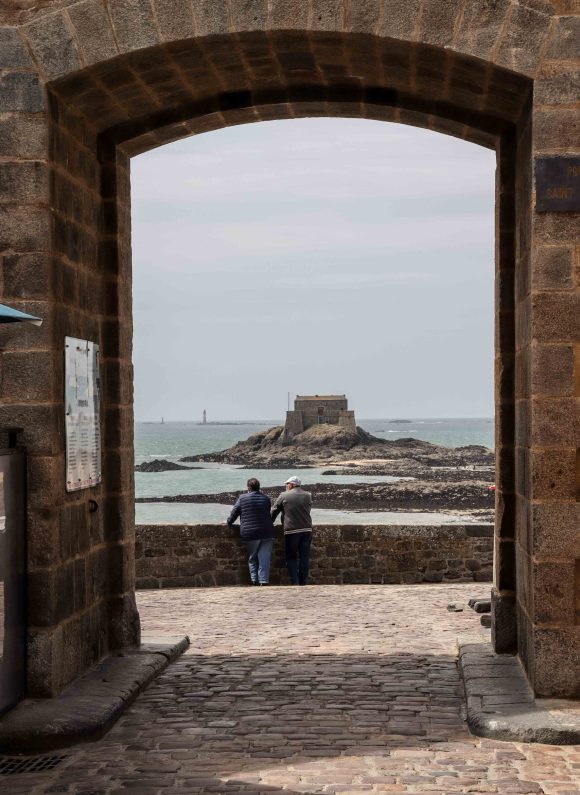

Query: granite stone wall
[135,524,494,589]
[1,0,578,698]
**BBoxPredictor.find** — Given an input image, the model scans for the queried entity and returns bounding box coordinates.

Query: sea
[135,418,494,526]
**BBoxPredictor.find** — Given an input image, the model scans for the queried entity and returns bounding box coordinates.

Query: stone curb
[0,635,190,754]
[459,637,580,745]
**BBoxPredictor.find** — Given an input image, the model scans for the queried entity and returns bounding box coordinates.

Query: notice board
[65,337,102,491]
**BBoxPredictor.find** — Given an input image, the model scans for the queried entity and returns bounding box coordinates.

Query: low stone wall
[135,524,493,589]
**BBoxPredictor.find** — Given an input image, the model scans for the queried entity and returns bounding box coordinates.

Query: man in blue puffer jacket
[227,478,277,585]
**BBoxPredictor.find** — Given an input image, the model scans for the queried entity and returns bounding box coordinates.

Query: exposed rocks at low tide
[135,459,199,472]
[137,424,495,519]
[136,478,495,514]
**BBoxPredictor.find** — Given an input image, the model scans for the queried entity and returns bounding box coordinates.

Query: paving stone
[4,584,577,794]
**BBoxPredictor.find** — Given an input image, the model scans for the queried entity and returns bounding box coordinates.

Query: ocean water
[135,418,494,524]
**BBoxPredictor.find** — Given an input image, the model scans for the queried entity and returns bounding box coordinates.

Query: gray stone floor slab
[0,635,189,753]
[459,636,580,744]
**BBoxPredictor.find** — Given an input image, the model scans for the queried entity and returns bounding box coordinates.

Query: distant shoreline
[137,417,494,425]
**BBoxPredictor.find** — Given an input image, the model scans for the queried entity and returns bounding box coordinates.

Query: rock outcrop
[135,459,197,473]
[180,424,441,468]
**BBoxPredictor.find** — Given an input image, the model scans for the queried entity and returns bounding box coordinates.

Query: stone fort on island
[285,395,356,436]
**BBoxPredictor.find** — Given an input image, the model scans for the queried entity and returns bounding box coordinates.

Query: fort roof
[295,395,346,401]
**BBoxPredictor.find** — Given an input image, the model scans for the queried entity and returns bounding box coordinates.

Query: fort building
[285,395,356,436]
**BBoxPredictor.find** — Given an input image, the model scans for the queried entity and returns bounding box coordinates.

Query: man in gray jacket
[271,476,313,586]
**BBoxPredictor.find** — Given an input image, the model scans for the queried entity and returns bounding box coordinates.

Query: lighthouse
[202,409,207,425]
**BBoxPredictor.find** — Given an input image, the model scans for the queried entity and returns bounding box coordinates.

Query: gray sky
[132,118,495,421]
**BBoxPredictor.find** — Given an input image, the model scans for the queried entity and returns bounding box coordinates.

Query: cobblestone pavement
[16,585,580,794]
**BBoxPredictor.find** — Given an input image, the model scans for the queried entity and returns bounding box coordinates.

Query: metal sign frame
[65,337,102,492]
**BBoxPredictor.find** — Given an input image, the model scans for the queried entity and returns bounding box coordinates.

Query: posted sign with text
[65,337,102,491]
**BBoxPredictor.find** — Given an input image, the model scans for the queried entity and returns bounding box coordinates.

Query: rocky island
[136,419,495,520]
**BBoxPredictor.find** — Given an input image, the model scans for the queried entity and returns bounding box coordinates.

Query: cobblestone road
[18,585,580,794]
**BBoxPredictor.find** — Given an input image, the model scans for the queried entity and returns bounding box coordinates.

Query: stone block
[192,0,230,34]
[423,571,444,583]
[104,448,134,493]
[268,0,309,30]
[534,108,580,150]
[0,71,45,114]
[86,548,107,603]
[103,359,134,406]
[454,0,510,61]
[515,349,530,399]
[109,542,135,594]
[533,627,580,697]
[0,28,33,68]
[535,67,580,106]
[310,0,343,30]
[1,350,57,403]
[55,560,76,623]
[28,626,63,697]
[419,0,464,47]
[530,447,577,500]
[108,592,141,649]
[494,5,551,76]
[531,398,579,447]
[546,16,580,60]
[60,501,90,559]
[68,0,120,65]
[28,568,58,627]
[0,114,47,159]
[516,543,533,613]
[531,344,575,397]
[533,502,580,558]
[533,561,575,625]
[532,247,574,290]
[0,403,61,457]
[105,493,135,543]
[27,506,60,569]
[531,292,580,342]
[492,588,517,654]
[24,13,82,79]
[2,253,51,300]
[136,577,160,589]
[380,0,421,39]
[103,406,133,449]
[108,0,160,52]
[0,161,48,205]
[0,206,50,251]
[345,0,380,32]
[60,615,84,688]
[28,455,61,511]
[228,0,266,31]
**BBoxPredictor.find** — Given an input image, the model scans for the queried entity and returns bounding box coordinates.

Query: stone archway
[0,1,577,699]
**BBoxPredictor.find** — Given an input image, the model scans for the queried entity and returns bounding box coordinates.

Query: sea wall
[135,524,493,589]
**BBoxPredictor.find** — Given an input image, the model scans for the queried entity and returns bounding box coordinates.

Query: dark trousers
[285,531,312,585]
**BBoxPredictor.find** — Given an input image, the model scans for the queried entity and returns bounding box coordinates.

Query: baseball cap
[285,476,301,486]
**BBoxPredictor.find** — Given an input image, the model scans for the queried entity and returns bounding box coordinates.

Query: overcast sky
[131,118,495,422]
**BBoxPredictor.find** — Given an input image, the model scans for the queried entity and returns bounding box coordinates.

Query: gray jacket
[271,487,313,534]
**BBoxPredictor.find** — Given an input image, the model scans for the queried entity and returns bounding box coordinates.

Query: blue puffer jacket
[227,491,277,541]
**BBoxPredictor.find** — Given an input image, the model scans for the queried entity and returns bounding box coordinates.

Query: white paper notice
[65,337,102,491]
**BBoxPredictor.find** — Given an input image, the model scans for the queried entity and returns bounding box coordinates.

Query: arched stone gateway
[0,1,577,699]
